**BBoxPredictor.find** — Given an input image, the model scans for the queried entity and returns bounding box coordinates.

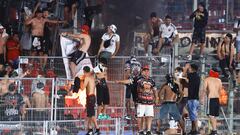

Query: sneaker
[187,55,192,61]
[146,131,152,135]
[94,128,100,135]
[155,130,162,135]
[124,115,131,120]
[98,113,104,120]
[138,131,145,135]
[187,130,200,135]
[209,130,217,135]
[86,129,94,135]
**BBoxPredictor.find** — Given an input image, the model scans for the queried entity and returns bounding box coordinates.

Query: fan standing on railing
[61,25,91,77]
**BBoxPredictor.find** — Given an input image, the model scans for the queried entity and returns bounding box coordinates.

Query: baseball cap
[109,24,117,33]
[142,80,153,86]
[142,65,150,70]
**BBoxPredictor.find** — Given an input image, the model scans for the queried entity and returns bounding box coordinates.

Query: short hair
[198,2,206,8]
[42,8,48,12]
[165,15,172,19]
[226,33,233,40]
[175,67,183,72]
[150,12,157,18]
[190,64,198,71]
[36,9,43,14]
[83,66,91,73]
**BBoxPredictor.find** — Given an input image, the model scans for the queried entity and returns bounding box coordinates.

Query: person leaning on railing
[97,24,120,65]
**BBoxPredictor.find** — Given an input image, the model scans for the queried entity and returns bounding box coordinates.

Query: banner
[60,36,93,79]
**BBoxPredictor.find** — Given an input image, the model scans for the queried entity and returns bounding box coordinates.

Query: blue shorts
[187,99,200,121]
[236,39,240,53]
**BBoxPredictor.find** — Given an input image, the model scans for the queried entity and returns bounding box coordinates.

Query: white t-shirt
[159,23,178,38]
[101,33,120,54]
[234,20,240,40]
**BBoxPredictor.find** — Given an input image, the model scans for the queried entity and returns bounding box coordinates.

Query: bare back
[204,77,222,98]
[159,84,177,102]
[32,92,48,111]
[84,75,96,95]
[31,18,46,36]
[0,36,7,54]
[78,34,91,53]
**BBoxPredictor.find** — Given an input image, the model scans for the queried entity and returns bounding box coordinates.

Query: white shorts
[137,104,154,117]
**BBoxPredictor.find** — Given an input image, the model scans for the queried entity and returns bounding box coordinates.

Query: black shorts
[125,84,138,102]
[207,98,220,117]
[86,95,96,117]
[42,37,52,55]
[219,56,236,70]
[0,53,4,65]
[69,50,86,65]
[96,78,110,105]
[192,28,206,44]
[32,36,44,52]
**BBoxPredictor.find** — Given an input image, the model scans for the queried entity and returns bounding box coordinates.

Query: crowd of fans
[0,0,240,135]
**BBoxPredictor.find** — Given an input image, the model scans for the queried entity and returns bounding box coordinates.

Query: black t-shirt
[190,9,208,29]
[3,92,24,121]
[187,72,200,100]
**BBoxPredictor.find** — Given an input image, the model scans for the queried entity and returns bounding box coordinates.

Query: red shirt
[6,39,20,62]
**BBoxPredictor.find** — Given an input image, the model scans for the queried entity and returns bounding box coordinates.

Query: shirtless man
[81,66,100,135]
[31,82,49,121]
[157,74,185,134]
[200,69,222,135]
[0,24,8,68]
[25,9,65,65]
[143,12,162,55]
[61,25,91,77]
[93,63,110,120]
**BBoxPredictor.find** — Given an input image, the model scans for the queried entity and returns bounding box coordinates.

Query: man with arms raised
[61,25,91,77]
[200,69,222,135]
[0,24,8,69]
[81,66,100,135]
[25,10,65,66]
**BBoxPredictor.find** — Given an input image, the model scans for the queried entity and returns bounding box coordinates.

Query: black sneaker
[187,130,200,135]
[209,130,217,135]
[138,131,145,135]
[94,128,100,135]
[86,129,94,135]
[146,131,152,135]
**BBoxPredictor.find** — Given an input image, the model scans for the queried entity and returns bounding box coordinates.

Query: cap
[81,25,90,34]
[109,24,117,33]
[93,64,105,73]
[142,65,150,70]
[142,80,153,86]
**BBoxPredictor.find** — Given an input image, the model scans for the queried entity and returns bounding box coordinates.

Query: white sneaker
[187,55,192,60]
